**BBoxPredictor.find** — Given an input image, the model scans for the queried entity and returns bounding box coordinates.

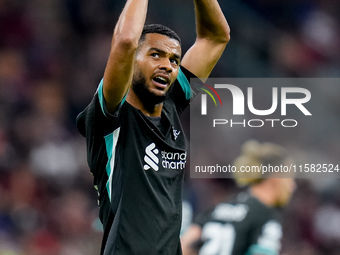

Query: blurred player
[76,0,230,254]
[181,140,296,255]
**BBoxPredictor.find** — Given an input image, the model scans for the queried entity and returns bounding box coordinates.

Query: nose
[158,58,172,73]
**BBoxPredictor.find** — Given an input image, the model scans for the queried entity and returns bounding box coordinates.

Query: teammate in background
[76,0,230,254]
[181,140,296,255]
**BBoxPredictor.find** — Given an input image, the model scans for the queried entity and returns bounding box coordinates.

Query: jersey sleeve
[97,78,126,119]
[168,66,203,114]
[76,79,125,137]
[246,220,283,255]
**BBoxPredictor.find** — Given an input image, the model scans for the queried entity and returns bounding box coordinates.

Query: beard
[132,70,168,109]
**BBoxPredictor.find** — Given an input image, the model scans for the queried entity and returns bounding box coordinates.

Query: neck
[249,182,275,207]
[126,91,163,117]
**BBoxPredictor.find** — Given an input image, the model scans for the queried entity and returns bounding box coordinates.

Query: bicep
[180,38,227,82]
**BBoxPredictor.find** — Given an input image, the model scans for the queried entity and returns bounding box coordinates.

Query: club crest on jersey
[143,143,187,171]
[172,129,181,140]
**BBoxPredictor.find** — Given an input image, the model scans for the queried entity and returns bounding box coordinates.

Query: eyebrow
[148,47,181,60]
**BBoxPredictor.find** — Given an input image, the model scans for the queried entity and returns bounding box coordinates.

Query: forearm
[193,0,230,43]
[112,0,148,46]
[103,0,149,112]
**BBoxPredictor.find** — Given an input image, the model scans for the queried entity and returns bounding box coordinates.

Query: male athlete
[76,0,230,254]
[181,140,296,255]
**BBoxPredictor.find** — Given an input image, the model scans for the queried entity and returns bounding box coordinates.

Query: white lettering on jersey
[257,220,282,252]
[143,143,187,171]
[212,203,249,222]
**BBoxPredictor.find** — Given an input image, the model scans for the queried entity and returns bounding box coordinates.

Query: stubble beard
[132,71,168,110]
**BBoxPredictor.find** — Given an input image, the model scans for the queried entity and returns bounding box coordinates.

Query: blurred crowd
[0,0,340,254]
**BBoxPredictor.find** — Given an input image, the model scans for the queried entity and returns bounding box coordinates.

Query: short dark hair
[139,24,181,45]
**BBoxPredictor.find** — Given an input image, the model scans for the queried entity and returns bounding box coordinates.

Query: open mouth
[153,76,169,87]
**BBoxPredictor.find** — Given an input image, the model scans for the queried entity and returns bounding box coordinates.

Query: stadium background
[1,0,340,254]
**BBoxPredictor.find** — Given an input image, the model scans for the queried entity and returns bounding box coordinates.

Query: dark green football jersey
[77,67,199,255]
[195,192,283,255]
